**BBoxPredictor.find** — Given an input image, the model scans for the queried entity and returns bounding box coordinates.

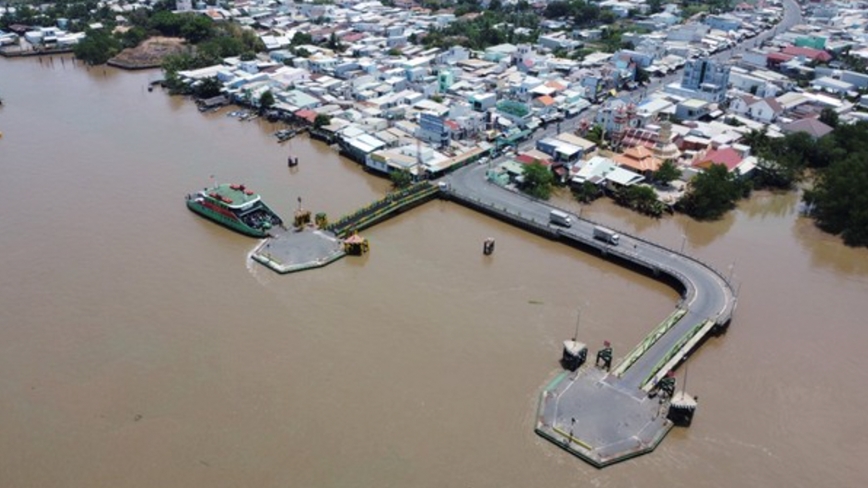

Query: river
[1,56,866,487]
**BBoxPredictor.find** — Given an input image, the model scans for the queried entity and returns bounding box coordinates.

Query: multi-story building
[678,58,730,103]
[416,111,451,148]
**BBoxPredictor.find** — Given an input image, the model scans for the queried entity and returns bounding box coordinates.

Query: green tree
[326,32,343,52]
[181,15,214,44]
[150,11,185,37]
[390,168,414,189]
[573,181,602,203]
[585,124,604,145]
[654,160,681,186]
[314,114,332,129]
[741,127,771,155]
[120,26,148,49]
[73,28,121,65]
[194,77,223,99]
[291,31,312,46]
[614,185,664,217]
[521,162,554,200]
[259,90,275,110]
[543,1,569,18]
[753,155,803,190]
[634,65,650,84]
[804,153,868,246]
[677,164,750,220]
[819,107,839,128]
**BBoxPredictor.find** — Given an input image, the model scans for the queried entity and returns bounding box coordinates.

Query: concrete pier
[536,368,673,467]
[251,182,439,274]
[245,162,735,466]
[251,226,345,274]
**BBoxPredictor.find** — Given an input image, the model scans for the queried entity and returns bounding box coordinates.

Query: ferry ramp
[326,182,439,238]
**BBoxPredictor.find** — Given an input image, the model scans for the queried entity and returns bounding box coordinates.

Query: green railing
[612,308,687,377]
[641,319,714,389]
[326,182,438,238]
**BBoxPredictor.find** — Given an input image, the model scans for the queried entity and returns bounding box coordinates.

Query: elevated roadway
[445,163,736,390]
[442,163,737,466]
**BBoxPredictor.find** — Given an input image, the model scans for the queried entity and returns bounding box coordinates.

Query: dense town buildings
[4,0,867,207]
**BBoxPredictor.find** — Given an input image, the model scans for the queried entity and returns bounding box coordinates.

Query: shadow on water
[741,189,800,220]
[676,210,736,250]
[793,216,868,278]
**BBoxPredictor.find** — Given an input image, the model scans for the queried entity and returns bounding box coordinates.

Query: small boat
[274,129,298,142]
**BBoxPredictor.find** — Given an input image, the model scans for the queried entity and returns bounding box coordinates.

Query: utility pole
[573,308,581,341]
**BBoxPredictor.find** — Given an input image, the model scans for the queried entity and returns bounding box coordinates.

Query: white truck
[593,226,620,245]
[549,209,572,227]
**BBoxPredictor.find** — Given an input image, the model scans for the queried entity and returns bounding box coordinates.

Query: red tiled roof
[341,33,366,42]
[295,109,317,123]
[767,52,794,62]
[516,154,552,166]
[536,95,556,106]
[613,150,662,173]
[545,80,566,91]
[782,45,832,62]
[695,147,742,171]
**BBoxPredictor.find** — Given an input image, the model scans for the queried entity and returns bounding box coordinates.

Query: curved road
[445,163,735,390]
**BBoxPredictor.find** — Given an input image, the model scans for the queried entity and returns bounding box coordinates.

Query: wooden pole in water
[682,359,688,394]
[573,308,581,341]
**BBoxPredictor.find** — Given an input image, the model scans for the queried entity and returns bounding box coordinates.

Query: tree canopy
[314,114,332,129]
[73,28,121,65]
[677,164,750,220]
[653,160,681,186]
[193,77,223,99]
[819,107,839,128]
[259,90,275,110]
[572,181,602,203]
[422,8,539,50]
[805,154,868,246]
[798,121,868,246]
[613,185,665,217]
[521,162,554,200]
[390,169,414,189]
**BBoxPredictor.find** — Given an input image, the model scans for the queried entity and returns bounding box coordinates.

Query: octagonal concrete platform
[536,367,673,468]
[251,226,345,274]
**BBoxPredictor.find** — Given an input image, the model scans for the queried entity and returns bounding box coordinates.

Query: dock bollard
[667,392,698,427]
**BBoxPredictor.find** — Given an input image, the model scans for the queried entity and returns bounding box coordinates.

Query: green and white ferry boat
[186,183,283,237]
